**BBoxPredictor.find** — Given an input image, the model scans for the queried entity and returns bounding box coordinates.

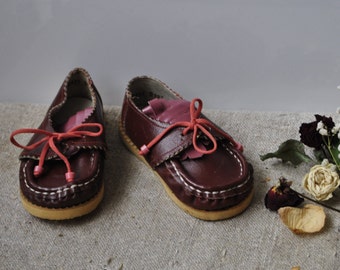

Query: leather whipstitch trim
[48,68,97,128]
[20,145,106,160]
[126,75,183,101]
[156,135,241,168]
[169,159,250,199]
[154,141,191,167]
[22,152,100,197]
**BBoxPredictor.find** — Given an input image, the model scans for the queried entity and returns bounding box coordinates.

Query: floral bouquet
[260,113,340,233]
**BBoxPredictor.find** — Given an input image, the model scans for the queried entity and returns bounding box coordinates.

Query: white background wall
[1,0,340,112]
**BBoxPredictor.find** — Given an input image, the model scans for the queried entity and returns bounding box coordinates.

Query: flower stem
[294,190,340,213]
[325,136,340,171]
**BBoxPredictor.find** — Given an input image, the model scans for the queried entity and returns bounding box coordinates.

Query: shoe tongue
[60,107,93,132]
[142,98,206,160]
[142,99,191,123]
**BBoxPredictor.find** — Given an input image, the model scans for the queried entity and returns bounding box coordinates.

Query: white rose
[302,159,340,201]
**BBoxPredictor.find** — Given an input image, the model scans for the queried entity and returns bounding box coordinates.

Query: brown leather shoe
[10,68,106,220]
[120,76,254,220]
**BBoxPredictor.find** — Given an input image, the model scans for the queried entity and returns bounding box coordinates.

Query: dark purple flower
[299,121,323,149]
[315,114,335,130]
[264,177,304,211]
[299,114,334,149]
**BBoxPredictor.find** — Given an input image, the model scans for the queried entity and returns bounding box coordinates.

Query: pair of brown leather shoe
[10,68,254,221]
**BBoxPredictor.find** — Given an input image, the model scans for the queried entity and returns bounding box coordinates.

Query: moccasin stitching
[169,160,250,199]
[223,144,244,176]
[22,152,100,197]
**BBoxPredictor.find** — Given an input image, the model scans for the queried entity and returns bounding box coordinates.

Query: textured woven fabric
[1,103,339,270]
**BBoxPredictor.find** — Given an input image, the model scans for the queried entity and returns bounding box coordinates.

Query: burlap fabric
[1,103,339,269]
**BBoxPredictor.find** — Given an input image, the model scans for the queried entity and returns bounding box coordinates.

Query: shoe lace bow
[10,123,103,182]
[139,98,243,156]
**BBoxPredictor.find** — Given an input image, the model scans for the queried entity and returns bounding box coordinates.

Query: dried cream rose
[302,159,340,201]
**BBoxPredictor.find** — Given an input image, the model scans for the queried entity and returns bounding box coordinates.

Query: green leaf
[313,148,327,163]
[260,139,313,165]
[329,139,340,166]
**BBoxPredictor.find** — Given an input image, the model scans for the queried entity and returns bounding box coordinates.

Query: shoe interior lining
[52,71,93,128]
[67,71,92,100]
[129,77,178,109]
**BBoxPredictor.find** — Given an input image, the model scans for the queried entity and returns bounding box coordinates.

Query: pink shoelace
[10,123,103,182]
[139,98,243,156]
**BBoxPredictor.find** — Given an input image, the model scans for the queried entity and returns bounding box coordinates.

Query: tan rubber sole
[119,121,253,221]
[20,184,104,220]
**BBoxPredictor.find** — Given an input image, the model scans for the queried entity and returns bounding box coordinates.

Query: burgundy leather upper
[121,76,253,211]
[17,68,106,208]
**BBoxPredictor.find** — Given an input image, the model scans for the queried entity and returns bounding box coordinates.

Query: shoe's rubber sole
[119,121,254,221]
[20,184,104,220]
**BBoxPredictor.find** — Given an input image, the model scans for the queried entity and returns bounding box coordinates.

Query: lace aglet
[65,171,75,182]
[139,145,150,155]
[235,142,244,152]
[34,165,44,177]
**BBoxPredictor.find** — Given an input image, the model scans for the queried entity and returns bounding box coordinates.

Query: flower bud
[265,177,304,211]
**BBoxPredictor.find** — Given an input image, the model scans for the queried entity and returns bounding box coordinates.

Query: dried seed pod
[278,204,326,234]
